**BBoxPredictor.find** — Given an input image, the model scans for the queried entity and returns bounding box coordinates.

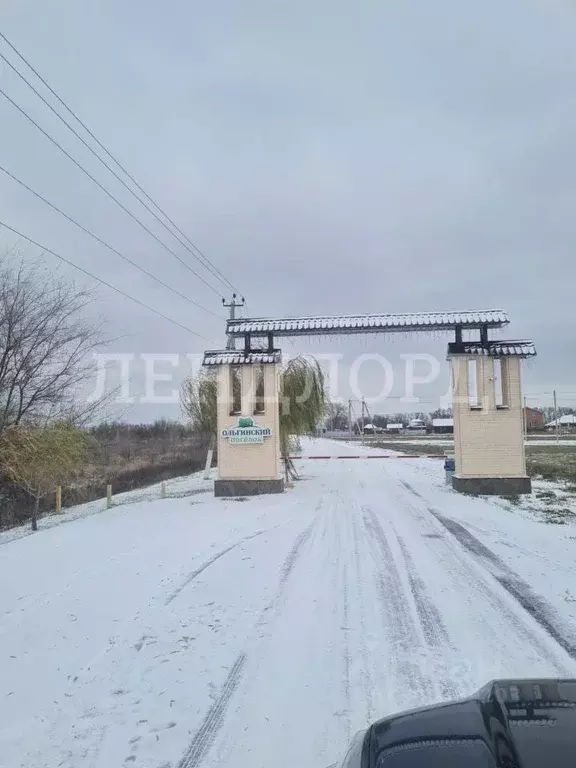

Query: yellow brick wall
[217,364,281,480]
[451,356,526,478]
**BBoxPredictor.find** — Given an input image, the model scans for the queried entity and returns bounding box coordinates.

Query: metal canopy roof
[203,350,281,366]
[227,309,509,338]
[448,340,536,358]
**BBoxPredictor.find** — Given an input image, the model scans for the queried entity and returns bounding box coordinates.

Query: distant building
[545,414,576,430]
[386,423,403,434]
[407,418,426,434]
[432,417,454,434]
[524,407,544,431]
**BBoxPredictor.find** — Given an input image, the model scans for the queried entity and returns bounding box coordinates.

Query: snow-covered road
[2,438,576,768]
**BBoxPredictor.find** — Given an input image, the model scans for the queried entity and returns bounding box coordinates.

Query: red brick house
[524,407,544,430]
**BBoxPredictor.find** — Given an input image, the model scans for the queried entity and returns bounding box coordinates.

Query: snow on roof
[227,309,509,337]
[386,423,404,429]
[545,414,576,427]
[203,350,282,366]
[432,418,454,427]
[448,340,536,358]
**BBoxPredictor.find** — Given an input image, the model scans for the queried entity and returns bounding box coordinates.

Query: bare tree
[0,257,107,429]
[180,370,218,448]
[324,400,348,431]
[431,407,453,419]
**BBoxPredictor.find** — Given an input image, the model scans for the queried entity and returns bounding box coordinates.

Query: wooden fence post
[160,481,166,499]
[106,484,112,509]
[203,434,215,480]
[55,485,62,514]
[203,449,214,479]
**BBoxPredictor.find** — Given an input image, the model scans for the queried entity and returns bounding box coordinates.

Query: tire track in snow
[362,507,433,699]
[393,532,460,699]
[178,518,319,768]
[395,535,449,648]
[341,564,352,740]
[176,653,246,768]
[279,518,317,588]
[319,493,353,735]
[256,517,318,631]
[352,513,375,723]
[365,505,460,699]
[398,479,426,501]
[165,530,267,605]
[431,512,576,661]
[397,480,576,668]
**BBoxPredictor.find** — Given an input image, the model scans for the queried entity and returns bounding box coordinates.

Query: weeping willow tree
[180,372,218,448]
[181,356,325,479]
[278,357,325,477]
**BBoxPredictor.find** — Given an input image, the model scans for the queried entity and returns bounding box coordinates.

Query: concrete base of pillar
[452,475,532,496]
[214,478,285,497]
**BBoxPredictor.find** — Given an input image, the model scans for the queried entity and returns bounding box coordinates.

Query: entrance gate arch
[202,309,535,497]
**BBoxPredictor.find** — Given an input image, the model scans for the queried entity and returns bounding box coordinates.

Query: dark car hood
[358,679,576,768]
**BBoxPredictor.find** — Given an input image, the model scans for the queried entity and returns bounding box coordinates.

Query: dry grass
[370,441,446,456]
[526,445,576,483]
[0,431,209,530]
[371,441,576,483]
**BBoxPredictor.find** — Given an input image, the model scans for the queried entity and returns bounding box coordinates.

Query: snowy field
[351,437,576,447]
[2,438,576,768]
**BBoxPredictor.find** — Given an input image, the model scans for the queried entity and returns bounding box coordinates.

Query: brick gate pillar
[447,341,535,495]
[203,350,283,497]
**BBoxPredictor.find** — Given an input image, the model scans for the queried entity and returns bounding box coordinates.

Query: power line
[0,218,217,343]
[0,31,243,297]
[0,84,224,298]
[0,163,223,320]
[525,393,576,398]
[0,48,232,295]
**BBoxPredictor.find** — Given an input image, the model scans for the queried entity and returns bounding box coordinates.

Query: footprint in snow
[134,635,157,652]
[150,722,176,733]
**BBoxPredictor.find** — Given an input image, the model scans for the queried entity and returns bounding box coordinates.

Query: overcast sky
[1,0,576,420]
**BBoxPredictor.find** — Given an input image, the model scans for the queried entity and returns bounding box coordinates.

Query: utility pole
[348,399,353,442]
[222,294,245,350]
[553,389,559,445]
[523,395,527,441]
